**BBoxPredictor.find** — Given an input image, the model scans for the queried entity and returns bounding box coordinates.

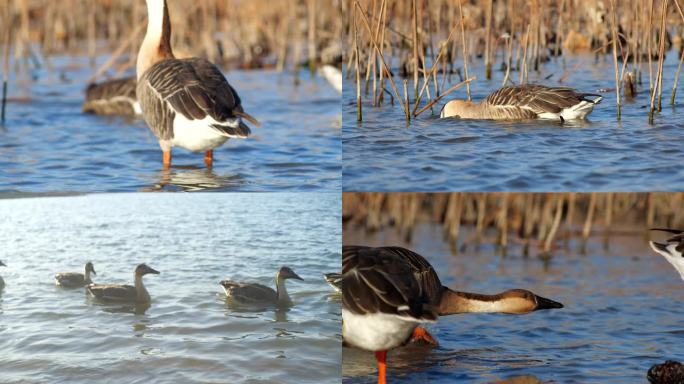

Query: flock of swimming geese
[0,262,305,308]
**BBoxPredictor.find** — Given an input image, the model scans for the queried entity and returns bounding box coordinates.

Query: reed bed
[0,0,342,73]
[343,192,684,256]
[344,0,684,122]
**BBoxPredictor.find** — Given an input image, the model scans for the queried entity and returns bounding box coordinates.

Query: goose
[82,76,140,116]
[136,0,260,168]
[220,266,303,307]
[55,262,97,288]
[86,263,159,304]
[649,228,684,280]
[342,245,563,384]
[440,84,602,121]
[0,260,5,290]
[324,272,342,292]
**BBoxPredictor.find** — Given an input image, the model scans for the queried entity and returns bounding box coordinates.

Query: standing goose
[87,264,159,304]
[649,228,684,280]
[136,0,259,168]
[220,266,303,307]
[342,245,563,384]
[83,76,140,116]
[440,84,602,121]
[55,262,97,288]
[0,260,6,291]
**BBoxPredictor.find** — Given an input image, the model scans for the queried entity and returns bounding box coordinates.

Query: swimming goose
[86,263,159,303]
[136,0,259,168]
[55,262,96,288]
[220,266,303,307]
[324,272,342,292]
[83,76,140,116]
[0,260,5,290]
[342,245,563,384]
[649,228,684,280]
[440,84,602,121]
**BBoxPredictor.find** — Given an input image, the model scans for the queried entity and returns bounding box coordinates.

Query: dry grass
[343,192,684,255]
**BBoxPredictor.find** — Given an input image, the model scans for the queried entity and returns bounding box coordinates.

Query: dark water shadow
[142,166,245,192]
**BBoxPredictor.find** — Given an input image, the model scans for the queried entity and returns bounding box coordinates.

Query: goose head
[497,289,564,314]
[441,99,475,118]
[135,264,160,277]
[276,266,303,282]
[85,262,96,276]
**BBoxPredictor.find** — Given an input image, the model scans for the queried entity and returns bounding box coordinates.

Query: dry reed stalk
[307,0,317,73]
[355,0,409,118]
[647,0,655,92]
[412,0,419,98]
[403,79,410,120]
[543,194,564,254]
[671,0,684,104]
[86,21,145,84]
[458,0,471,100]
[520,24,531,84]
[656,0,667,111]
[609,0,621,120]
[354,6,362,122]
[582,193,597,241]
[484,0,493,79]
[413,76,475,117]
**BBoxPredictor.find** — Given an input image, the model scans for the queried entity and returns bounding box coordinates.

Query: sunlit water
[0,193,341,384]
[343,224,684,383]
[343,52,684,191]
[0,55,341,192]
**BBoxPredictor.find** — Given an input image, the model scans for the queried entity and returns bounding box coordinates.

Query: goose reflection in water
[144,166,245,192]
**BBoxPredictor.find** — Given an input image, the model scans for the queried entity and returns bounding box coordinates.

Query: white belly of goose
[172,114,232,152]
[537,99,600,120]
[342,309,425,351]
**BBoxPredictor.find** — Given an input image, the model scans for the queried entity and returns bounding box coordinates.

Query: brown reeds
[343,192,684,256]
[609,0,621,120]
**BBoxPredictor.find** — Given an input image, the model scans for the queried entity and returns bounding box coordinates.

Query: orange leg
[204,150,213,168]
[374,350,387,384]
[411,326,438,346]
[162,150,172,169]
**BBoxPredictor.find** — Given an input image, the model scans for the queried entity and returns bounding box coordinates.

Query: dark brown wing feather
[485,84,596,115]
[137,58,250,141]
[342,245,441,320]
[87,284,136,301]
[652,228,684,253]
[223,281,278,304]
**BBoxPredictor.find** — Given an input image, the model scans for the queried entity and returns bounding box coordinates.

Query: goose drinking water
[341,245,563,384]
[136,0,260,168]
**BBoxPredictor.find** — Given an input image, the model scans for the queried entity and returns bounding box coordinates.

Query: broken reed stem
[672,48,684,105]
[414,77,476,117]
[458,0,471,100]
[87,21,145,84]
[1,18,10,124]
[412,0,419,99]
[610,0,621,120]
[656,0,667,112]
[543,195,564,253]
[403,79,410,121]
[484,0,493,80]
[520,23,531,84]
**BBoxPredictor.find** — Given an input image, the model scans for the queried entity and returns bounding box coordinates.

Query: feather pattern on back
[342,245,441,321]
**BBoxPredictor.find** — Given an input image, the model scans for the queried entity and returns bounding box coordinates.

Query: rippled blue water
[343,224,684,383]
[343,53,684,191]
[0,55,341,192]
[0,193,341,384]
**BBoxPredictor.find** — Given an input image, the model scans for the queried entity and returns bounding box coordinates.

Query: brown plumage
[648,360,684,384]
[83,76,139,116]
[441,84,602,121]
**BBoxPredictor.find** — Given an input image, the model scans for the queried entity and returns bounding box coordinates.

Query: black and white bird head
[650,228,684,281]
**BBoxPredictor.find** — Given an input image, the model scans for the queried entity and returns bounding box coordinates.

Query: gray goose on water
[220,266,303,307]
[441,84,602,121]
[342,245,563,384]
[83,76,140,116]
[55,261,97,288]
[87,264,159,304]
[649,228,684,280]
[136,0,259,168]
[0,260,5,291]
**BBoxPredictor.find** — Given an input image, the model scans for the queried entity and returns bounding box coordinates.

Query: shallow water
[0,55,341,192]
[0,193,341,384]
[343,52,684,191]
[343,224,684,383]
